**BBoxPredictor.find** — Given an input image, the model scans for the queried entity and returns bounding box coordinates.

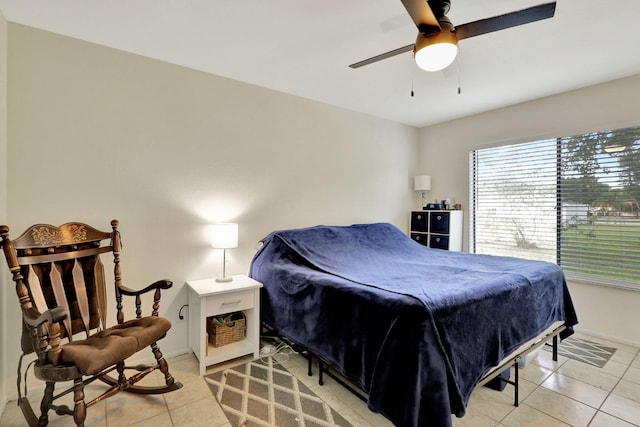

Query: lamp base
[215,276,233,283]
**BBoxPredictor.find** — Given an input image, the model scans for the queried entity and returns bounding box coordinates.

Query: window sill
[565,273,640,292]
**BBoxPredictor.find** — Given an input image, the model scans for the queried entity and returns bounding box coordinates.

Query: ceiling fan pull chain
[456,59,462,95]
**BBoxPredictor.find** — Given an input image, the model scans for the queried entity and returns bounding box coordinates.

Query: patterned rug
[205,357,353,427]
[544,336,616,368]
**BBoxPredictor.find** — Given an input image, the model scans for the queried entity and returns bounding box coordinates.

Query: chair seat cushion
[57,316,172,375]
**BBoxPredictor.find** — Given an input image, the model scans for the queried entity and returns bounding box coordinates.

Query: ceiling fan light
[414,32,458,72]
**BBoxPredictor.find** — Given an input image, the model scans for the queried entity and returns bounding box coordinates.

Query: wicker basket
[206,312,246,347]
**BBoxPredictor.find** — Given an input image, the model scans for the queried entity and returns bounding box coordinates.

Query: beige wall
[3,23,418,399]
[418,74,640,346]
[2,16,640,409]
[0,8,7,413]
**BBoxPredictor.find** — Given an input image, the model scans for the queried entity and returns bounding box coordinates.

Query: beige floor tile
[624,365,640,385]
[518,362,554,385]
[127,411,174,427]
[5,385,108,427]
[204,354,255,375]
[541,372,609,408]
[168,353,202,376]
[350,406,394,427]
[280,351,308,372]
[501,404,572,427]
[632,355,640,369]
[557,359,621,391]
[288,357,389,427]
[614,379,640,405]
[4,336,640,427]
[337,402,393,427]
[307,376,358,413]
[465,380,536,422]
[522,387,597,426]
[282,361,323,396]
[590,411,638,427]
[163,372,214,411]
[528,349,568,372]
[452,409,499,426]
[601,393,640,426]
[610,348,639,367]
[105,392,168,426]
[169,396,229,427]
[45,404,107,427]
[0,401,33,427]
[601,358,634,378]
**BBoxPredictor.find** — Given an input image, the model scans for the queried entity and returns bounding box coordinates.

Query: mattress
[249,222,578,426]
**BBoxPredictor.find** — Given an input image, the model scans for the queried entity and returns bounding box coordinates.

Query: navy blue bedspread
[249,223,578,426]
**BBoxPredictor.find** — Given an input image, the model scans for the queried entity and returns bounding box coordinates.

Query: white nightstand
[186,275,263,375]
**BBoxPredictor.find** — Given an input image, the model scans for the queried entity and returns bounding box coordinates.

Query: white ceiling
[2,0,640,128]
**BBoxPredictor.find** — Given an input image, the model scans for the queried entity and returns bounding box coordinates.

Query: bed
[249,222,578,427]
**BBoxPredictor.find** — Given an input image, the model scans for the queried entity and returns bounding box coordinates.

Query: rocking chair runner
[0,220,183,427]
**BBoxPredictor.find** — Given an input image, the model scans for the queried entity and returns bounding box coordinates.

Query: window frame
[471,127,640,291]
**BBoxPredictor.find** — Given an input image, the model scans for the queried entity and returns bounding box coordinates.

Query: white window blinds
[559,128,640,287]
[472,126,640,289]
[472,139,557,263]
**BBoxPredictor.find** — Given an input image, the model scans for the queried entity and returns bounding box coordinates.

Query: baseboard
[0,396,7,421]
[164,347,191,360]
[574,326,640,348]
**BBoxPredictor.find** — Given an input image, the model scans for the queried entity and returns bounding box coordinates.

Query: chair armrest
[23,306,67,328]
[119,279,173,297]
[23,306,67,364]
[117,280,173,321]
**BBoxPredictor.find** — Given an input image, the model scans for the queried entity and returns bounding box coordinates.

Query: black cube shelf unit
[410,210,463,251]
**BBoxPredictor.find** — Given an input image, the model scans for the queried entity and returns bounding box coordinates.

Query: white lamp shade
[415,43,458,72]
[414,31,458,72]
[210,223,238,249]
[414,175,431,191]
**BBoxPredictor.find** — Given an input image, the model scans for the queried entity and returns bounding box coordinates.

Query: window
[472,126,640,289]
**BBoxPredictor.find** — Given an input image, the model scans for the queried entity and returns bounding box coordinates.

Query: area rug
[205,357,353,427]
[543,335,616,368]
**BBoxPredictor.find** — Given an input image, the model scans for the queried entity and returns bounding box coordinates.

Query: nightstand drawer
[430,212,450,234]
[410,212,428,232]
[430,235,449,250]
[411,233,429,246]
[206,290,254,315]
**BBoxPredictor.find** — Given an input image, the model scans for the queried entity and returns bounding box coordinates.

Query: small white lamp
[210,223,238,283]
[414,175,431,209]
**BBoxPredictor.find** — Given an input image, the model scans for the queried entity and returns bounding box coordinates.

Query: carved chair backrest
[0,222,122,354]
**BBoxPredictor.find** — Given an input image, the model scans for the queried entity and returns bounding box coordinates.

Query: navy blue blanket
[250,223,577,426]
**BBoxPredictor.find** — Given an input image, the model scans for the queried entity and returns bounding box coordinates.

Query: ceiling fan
[349,0,557,72]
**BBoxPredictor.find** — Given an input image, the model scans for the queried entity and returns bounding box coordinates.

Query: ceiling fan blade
[455,2,556,40]
[349,44,415,69]
[400,0,441,33]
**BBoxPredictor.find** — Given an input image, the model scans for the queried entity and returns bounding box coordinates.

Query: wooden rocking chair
[0,220,183,427]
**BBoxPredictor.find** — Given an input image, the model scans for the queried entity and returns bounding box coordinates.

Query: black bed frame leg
[307,354,313,376]
[514,362,519,407]
[319,362,325,386]
[553,335,559,361]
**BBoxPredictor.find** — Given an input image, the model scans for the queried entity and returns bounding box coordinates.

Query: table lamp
[210,223,238,283]
[414,175,431,209]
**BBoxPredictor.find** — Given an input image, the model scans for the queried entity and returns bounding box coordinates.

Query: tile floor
[1,331,639,426]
